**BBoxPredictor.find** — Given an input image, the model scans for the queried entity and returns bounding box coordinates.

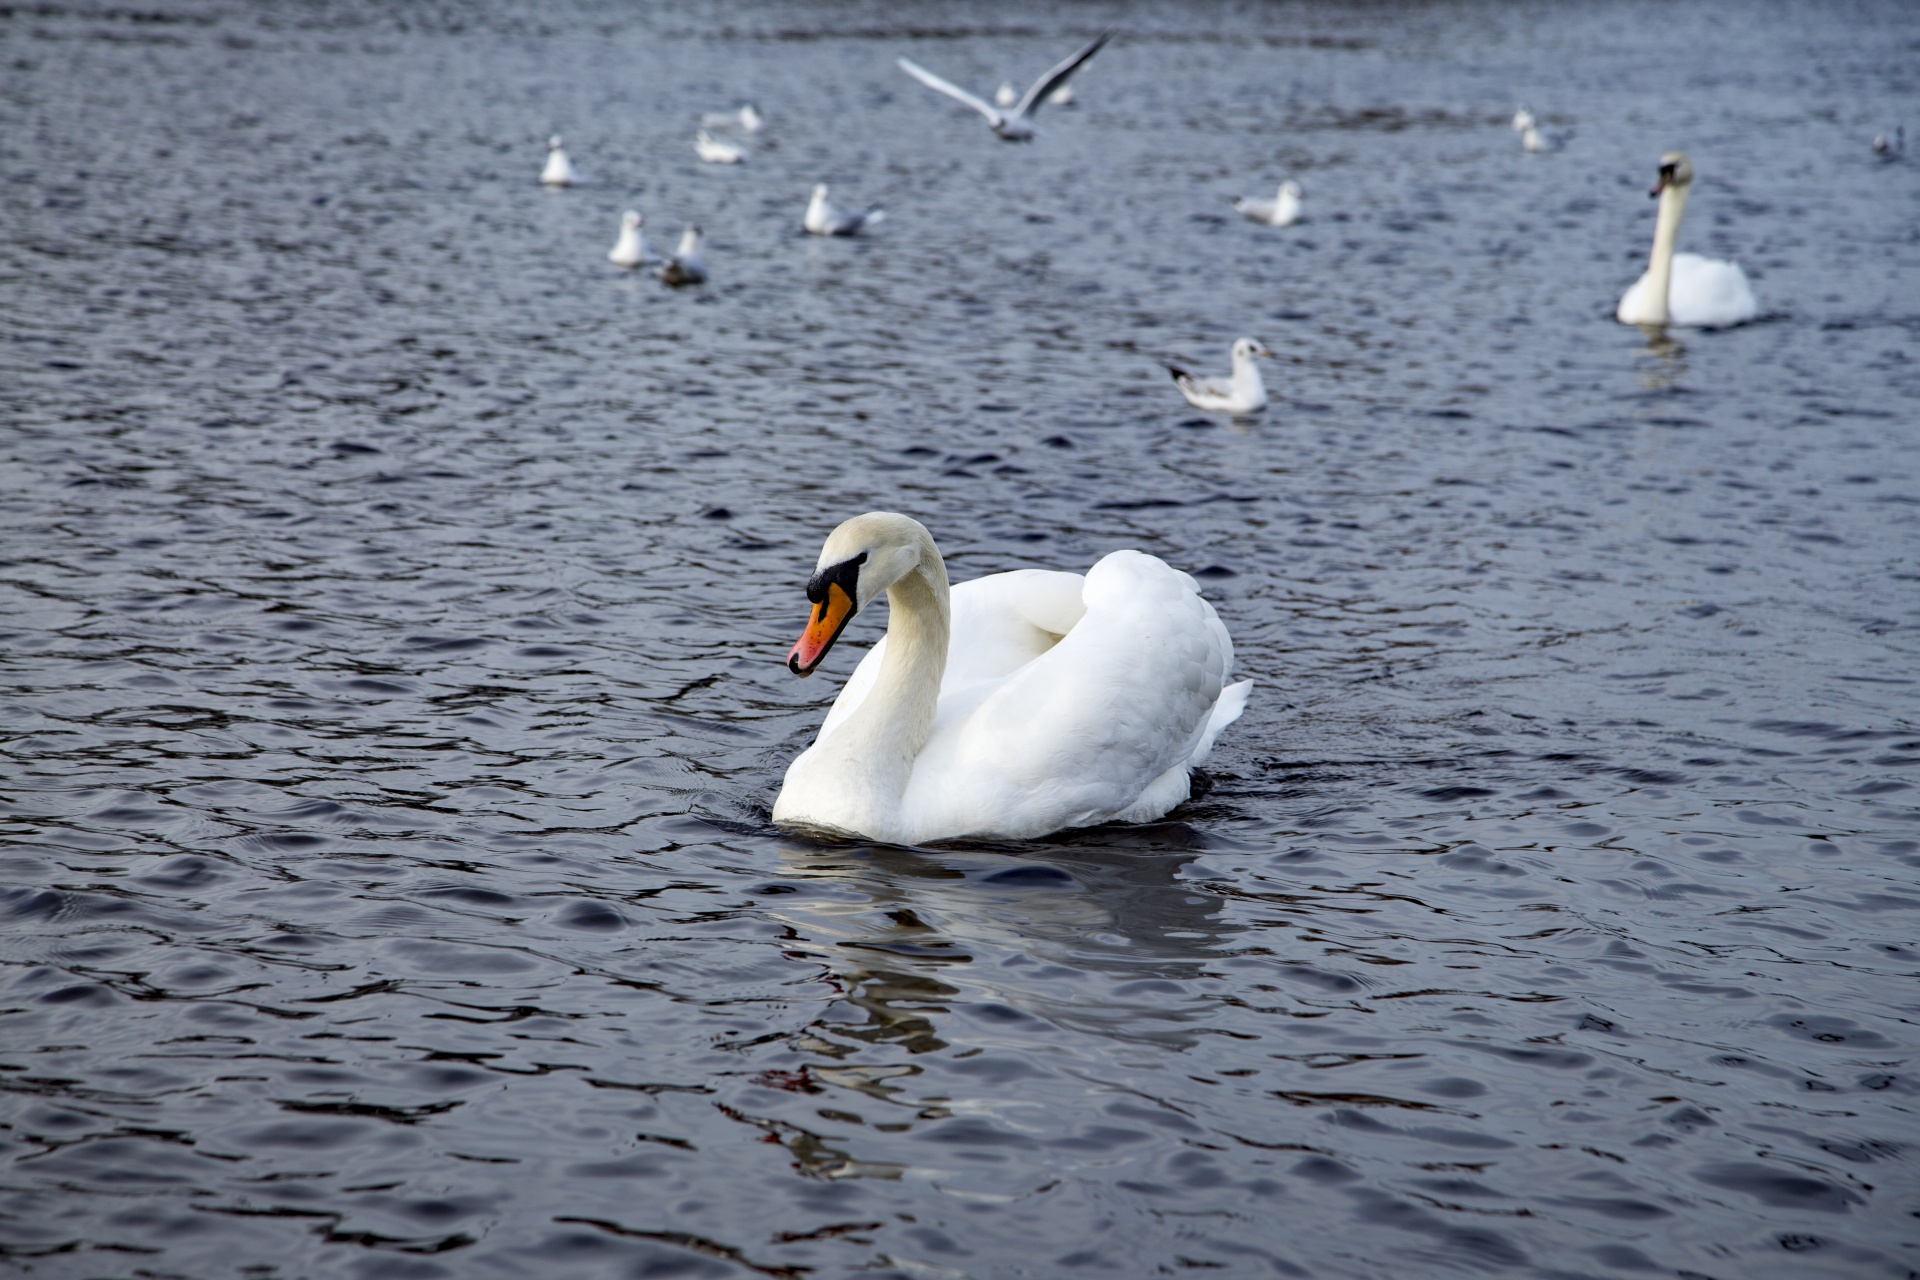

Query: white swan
[1168,337,1274,416]
[1232,180,1302,226]
[774,514,1251,845]
[897,31,1110,142]
[608,210,651,267]
[1616,152,1757,329]
[805,184,884,236]
[694,130,745,164]
[540,135,577,186]
[656,225,706,285]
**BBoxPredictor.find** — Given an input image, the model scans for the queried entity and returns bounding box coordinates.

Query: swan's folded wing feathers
[903,551,1228,837]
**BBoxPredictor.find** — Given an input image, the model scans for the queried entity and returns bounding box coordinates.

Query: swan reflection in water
[769,828,1239,1055]
[1634,324,1689,390]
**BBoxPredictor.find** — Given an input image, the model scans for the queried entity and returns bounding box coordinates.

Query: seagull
[1048,81,1076,107]
[657,225,707,286]
[541,135,577,186]
[805,184,884,236]
[608,210,651,268]
[701,104,764,133]
[1874,126,1904,158]
[1521,123,1567,152]
[695,130,745,164]
[1511,105,1535,133]
[897,31,1112,141]
[1167,338,1274,416]
[1232,180,1303,226]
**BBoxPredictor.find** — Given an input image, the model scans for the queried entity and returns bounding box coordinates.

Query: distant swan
[540,135,577,186]
[1168,337,1274,416]
[1616,151,1757,329]
[773,513,1251,844]
[608,210,650,268]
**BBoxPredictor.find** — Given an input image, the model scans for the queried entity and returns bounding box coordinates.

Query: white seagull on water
[608,210,651,267]
[657,225,707,286]
[541,135,577,186]
[897,31,1111,142]
[1168,338,1274,417]
[1233,180,1302,226]
[805,185,884,236]
[701,104,764,133]
[695,130,745,164]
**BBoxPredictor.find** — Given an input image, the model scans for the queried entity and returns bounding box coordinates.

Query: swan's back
[1669,253,1757,327]
[898,552,1234,840]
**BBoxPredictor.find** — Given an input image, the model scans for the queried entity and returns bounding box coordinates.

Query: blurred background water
[2,0,1918,1276]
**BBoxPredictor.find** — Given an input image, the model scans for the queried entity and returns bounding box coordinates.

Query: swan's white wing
[1669,254,1757,328]
[817,569,1086,738]
[1012,30,1111,119]
[900,551,1233,839]
[897,57,1004,125]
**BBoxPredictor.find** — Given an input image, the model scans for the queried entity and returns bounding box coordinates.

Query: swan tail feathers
[1188,679,1252,767]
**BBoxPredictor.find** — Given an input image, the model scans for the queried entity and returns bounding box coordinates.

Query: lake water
[3,1,1918,1276]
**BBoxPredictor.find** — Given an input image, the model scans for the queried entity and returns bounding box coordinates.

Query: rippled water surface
[4,1,1920,1276]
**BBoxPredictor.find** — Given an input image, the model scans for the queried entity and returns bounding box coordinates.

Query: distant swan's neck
[824,557,951,829]
[1645,183,1692,325]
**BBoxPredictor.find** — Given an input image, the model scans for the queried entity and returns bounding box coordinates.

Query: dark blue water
[3,1,1918,1276]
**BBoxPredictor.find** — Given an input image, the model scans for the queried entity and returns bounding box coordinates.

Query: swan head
[1651,151,1693,196]
[1231,337,1276,363]
[788,513,935,676]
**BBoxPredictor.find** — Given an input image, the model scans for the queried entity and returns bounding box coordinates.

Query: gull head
[1232,337,1276,363]
[548,134,564,150]
[1651,151,1693,197]
[1279,180,1303,199]
[620,210,642,229]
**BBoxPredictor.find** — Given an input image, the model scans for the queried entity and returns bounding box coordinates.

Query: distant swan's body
[1233,181,1302,226]
[541,135,577,186]
[774,513,1251,845]
[805,184,884,236]
[1168,337,1274,416]
[657,225,707,285]
[608,210,651,267]
[1616,151,1756,329]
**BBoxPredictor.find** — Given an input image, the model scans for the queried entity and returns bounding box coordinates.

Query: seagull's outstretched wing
[1013,30,1112,119]
[897,57,1004,125]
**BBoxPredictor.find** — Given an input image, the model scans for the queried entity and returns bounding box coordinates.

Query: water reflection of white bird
[608,210,651,267]
[774,512,1251,845]
[1616,152,1756,328]
[656,225,707,285]
[540,135,576,186]
[897,31,1111,142]
[805,184,884,236]
[1168,337,1273,416]
[1232,180,1302,226]
[701,104,764,133]
[694,130,745,164]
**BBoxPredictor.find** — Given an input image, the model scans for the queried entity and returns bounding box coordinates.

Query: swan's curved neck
[1645,183,1691,326]
[823,553,951,828]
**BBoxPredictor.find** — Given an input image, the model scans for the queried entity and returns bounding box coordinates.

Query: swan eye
[805,551,866,605]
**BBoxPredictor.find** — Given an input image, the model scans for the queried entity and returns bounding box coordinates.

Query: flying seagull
[896,31,1112,141]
